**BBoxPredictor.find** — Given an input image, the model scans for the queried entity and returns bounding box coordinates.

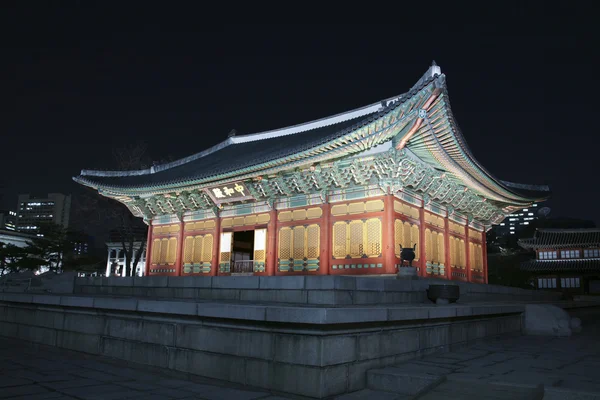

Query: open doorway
[231,230,254,274]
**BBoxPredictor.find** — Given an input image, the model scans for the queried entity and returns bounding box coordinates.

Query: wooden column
[266,208,277,276]
[419,205,426,277]
[482,230,489,284]
[383,194,396,274]
[145,223,153,276]
[444,216,451,280]
[319,201,330,275]
[210,216,221,276]
[175,220,185,276]
[465,225,472,282]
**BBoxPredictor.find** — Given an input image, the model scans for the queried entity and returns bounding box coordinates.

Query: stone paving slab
[0,337,289,400]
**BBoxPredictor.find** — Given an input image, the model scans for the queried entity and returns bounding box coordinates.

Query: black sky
[1,4,599,225]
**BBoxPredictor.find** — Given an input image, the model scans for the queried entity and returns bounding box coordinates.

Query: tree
[0,241,44,276]
[23,223,82,273]
[73,142,151,277]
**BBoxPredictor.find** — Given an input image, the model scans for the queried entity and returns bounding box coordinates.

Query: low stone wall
[0,292,537,398]
[74,276,562,306]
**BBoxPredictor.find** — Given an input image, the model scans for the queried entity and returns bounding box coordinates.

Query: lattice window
[437,233,445,264]
[307,225,320,259]
[425,229,432,262]
[333,218,382,259]
[152,239,161,265]
[469,242,484,271]
[278,224,320,261]
[411,225,420,258]
[365,218,382,257]
[333,222,347,258]
[394,220,403,257]
[183,236,194,264]
[167,237,177,265]
[293,226,305,259]
[450,236,466,269]
[402,221,412,251]
[394,219,420,260]
[278,227,292,260]
[202,234,213,263]
[425,229,443,264]
[193,236,203,264]
[159,238,168,265]
[349,220,364,258]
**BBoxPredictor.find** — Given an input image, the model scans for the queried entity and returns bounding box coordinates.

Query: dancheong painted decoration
[74,62,550,282]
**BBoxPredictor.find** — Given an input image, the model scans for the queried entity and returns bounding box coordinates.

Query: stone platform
[0,276,596,398]
[74,275,563,305]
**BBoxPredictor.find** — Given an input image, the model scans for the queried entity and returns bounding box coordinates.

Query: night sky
[1,4,598,226]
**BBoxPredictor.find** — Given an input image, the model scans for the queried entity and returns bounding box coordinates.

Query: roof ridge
[230,93,405,144]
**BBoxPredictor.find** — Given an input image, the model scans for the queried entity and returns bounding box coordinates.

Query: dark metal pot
[427,284,460,303]
[399,244,417,267]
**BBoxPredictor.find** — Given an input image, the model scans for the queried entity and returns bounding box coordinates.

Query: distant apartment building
[16,193,71,234]
[0,210,17,231]
[493,202,550,237]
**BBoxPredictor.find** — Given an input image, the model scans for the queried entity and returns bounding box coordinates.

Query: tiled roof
[74,73,441,190]
[520,259,600,272]
[518,229,600,250]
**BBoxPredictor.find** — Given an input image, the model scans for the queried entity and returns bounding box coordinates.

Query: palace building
[74,63,550,282]
[519,229,600,294]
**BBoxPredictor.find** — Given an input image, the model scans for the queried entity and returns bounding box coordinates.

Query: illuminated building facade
[74,63,549,283]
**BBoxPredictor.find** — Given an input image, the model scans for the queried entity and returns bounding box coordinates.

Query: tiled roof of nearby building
[518,228,600,250]
[520,259,600,272]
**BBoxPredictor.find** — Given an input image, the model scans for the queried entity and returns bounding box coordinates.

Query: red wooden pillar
[210,217,221,276]
[419,205,426,277]
[319,201,330,275]
[383,194,396,274]
[175,220,185,276]
[145,223,153,276]
[444,216,451,280]
[266,208,277,276]
[465,224,472,282]
[482,230,489,284]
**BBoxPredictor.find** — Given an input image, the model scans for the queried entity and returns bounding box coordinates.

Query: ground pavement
[0,339,290,400]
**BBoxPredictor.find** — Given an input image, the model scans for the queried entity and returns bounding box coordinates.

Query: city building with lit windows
[494,201,549,237]
[519,228,600,294]
[15,193,71,234]
[0,210,17,231]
